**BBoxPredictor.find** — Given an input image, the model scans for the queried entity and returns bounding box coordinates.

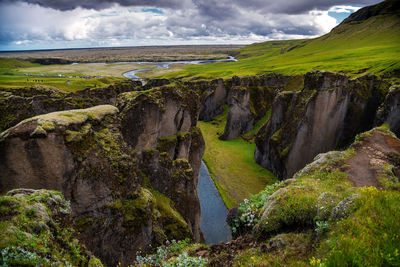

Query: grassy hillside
[150,3,399,80]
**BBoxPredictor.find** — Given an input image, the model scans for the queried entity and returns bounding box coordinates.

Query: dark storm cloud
[1,0,191,11]
[5,0,381,13]
[229,0,381,14]
[0,0,384,50]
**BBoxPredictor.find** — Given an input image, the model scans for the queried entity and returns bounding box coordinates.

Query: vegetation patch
[198,105,276,209]
[0,189,103,267]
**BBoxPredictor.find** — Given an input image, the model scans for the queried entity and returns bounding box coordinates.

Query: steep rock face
[117,85,205,242]
[197,79,228,121]
[255,71,388,179]
[219,86,254,140]
[0,98,203,266]
[74,79,142,106]
[190,74,302,140]
[219,74,301,140]
[230,74,301,120]
[375,83,400,137]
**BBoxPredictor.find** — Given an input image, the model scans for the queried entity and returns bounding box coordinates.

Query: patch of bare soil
[344,130,400,187]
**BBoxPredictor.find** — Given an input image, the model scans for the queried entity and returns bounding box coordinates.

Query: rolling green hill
[155,0,400,80]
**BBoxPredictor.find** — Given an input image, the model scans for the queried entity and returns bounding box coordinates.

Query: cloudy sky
[0,0,382,51]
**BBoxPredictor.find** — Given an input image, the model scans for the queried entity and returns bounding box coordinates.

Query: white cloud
[0,0,370,50]
[329,5,362,13]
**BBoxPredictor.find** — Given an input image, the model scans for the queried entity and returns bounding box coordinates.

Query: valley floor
[198,106,276,209]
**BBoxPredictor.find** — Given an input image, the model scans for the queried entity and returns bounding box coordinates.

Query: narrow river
[123,56,237,84]
[198,161,232,244]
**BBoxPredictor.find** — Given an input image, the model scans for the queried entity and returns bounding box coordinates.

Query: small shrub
[135,238,193,266]
[226,182,281,236]
[315,221,329,236]
[163,252,207,267]
[1,246,50,266]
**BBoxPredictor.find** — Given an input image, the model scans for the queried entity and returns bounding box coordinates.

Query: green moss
[0,189,102,266]
[151,190,190,241]
[0,105,118,139]
[233,231,313,266]
[157,135,178,154]
[377,163,400,190]
[315,187,400,266]
[172,159,193,182]
[0,196,22,217]
[285,75,304,92]
[110,188,154,233]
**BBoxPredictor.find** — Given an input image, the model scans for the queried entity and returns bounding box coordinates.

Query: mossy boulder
[0,189,103,267]
[256,128,400,237]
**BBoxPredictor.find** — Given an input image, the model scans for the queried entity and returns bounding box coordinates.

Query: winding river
[123,56,237,84]
[198,161,232,244]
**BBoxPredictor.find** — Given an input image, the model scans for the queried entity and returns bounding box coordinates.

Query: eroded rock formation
[0,84,205,266]
[0,80,142,133]
[375,83,400,137]
[255,71,389,179]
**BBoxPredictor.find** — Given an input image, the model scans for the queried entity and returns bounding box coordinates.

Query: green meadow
[0,58,145,92]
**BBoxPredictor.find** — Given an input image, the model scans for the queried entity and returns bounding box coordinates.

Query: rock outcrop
[375,83,400,137]
[0,84,205,266]
[0,189,103,266]
[117,85,205,242]
[197,79,228,122]
[255,71,388,179]
[219,86,254,140]
[0,80,141,133]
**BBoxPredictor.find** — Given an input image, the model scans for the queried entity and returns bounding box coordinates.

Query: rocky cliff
[117,85,204,242]
[255,71,388,179]
[0,80,142,133]
[185,74,302,140]
[375,83,400,137]
[0,84,205,266]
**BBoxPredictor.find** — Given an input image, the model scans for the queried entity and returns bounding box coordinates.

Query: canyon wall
[254,71,389,179]
[0,84,204,266]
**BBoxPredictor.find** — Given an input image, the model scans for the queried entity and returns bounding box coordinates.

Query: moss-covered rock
[0,189,103,267]
[0,83,206,266]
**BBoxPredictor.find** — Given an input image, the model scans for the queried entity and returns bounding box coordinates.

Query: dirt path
[344,130,400,187]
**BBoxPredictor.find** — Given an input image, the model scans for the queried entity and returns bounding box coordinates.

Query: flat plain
[0,45,243,63]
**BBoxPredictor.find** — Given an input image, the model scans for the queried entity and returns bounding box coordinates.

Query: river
[198,161,232,245]
[123,56,237,84]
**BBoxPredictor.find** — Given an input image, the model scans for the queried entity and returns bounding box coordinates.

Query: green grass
[149,14,400,80]
[18,62,155,77]
[0,58,130,92]
[0,74,125,93]
[198,106,276,209]
[316,187,400,266]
